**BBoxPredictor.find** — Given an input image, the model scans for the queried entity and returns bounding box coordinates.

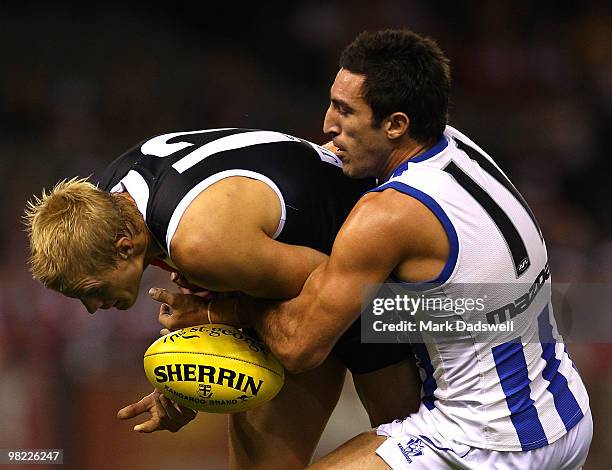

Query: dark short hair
[340,29,451,143]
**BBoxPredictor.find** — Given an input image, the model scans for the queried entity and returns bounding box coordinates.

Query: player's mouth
[333,141,347,158]
[116,298,133,310]
[110,299,127,310]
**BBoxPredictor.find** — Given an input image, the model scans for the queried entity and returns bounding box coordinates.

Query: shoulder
[345,187,437,230]
[335,187,446,258]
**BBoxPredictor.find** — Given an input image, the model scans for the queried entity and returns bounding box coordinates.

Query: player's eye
[331,101,351,116]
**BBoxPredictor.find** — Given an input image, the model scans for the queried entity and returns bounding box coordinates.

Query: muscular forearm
[207,283,330,374]
[236,262,354,374]
[209,256,365,374]
[239,295,328,374]
[241,298,325,373]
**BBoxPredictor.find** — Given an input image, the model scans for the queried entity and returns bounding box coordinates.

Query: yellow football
[144,324,285,413]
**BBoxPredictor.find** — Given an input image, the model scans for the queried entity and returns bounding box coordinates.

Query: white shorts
[376,408,592,469]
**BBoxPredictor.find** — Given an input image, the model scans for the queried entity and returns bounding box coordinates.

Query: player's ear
[384,112,410,140]
[116,236,134,259]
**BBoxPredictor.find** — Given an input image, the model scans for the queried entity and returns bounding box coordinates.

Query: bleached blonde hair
[24,177,144,293]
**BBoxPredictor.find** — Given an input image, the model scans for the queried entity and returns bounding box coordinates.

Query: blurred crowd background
[1,1,610,468]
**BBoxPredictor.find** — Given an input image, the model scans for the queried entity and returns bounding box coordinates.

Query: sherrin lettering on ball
[144,324,285,413]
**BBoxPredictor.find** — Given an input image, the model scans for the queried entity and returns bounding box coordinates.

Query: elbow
[276,343,330,374]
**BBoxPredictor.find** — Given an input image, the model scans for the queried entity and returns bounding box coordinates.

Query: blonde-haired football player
[26,130,419,469]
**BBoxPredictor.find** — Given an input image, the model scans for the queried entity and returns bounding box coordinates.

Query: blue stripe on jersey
[368,182,458,284]
[387,136,449,180]
[492,339,549,450]
[411,337,437,410]
[538,305,584,432]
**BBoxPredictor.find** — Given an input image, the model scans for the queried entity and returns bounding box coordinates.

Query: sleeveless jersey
[370,126,589,451]
[97,128,410,373]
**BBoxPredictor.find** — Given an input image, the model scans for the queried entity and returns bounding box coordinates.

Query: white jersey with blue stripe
[371,126,589,451]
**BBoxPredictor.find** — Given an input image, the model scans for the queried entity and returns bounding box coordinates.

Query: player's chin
[340,161,355,176]
[342,163,366,179]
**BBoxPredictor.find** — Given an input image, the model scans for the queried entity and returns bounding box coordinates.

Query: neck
[378,139,434,181]
[143,230,165,265]
[114,191,165,265]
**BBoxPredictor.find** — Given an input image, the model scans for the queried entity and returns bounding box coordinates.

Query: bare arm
[170,176,327,299]
[233,189,449,373]
[154,186,448,372]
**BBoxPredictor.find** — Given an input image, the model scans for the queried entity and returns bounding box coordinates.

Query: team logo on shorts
[397,437,424,464]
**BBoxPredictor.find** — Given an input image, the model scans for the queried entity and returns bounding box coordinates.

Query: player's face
[69,258,144,314]
[323,68,392,179]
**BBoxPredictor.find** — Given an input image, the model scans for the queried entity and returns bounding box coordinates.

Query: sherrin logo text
[154,363,264,396]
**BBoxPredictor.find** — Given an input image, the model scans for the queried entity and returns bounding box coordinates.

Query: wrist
[208,295,244,327]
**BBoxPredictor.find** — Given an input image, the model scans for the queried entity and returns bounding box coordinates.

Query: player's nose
[82,298,102,314]
[323,106,339,137]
